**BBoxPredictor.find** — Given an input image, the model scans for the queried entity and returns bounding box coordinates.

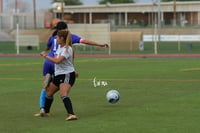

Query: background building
[53,1,200,27]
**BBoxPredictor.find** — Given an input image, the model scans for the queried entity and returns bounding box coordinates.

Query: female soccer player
[40,30,77,121]
[35,21,109,116]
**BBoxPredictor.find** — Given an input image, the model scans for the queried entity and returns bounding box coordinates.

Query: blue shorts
[43,59,54,76]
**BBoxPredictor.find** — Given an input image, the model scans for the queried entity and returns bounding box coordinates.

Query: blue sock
[40,89,46,108]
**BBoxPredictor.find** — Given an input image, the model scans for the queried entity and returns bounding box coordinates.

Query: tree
[52,0,82,5]
[99,0,135,4]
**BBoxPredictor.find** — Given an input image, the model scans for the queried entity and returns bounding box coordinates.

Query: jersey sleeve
[71,34,82,44]
[46,36,54,49]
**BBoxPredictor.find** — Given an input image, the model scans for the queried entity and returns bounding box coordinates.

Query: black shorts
[52,72,76,87]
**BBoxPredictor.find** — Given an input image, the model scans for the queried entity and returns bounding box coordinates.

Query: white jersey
[54,46,74,76]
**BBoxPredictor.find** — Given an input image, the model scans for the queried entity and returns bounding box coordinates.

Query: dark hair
[56,21,68,30]
[52,21,68,36]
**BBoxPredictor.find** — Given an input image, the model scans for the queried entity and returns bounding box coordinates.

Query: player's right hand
[40,51,47,57]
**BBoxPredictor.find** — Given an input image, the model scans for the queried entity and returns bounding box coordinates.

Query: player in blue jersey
[34,21,109,116]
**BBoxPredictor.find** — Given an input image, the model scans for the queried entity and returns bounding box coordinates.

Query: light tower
[0,0,3,13]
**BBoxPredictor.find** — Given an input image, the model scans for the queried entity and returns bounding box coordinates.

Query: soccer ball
[106,90,120,104]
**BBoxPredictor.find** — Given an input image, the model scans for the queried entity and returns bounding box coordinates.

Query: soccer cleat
[34,108,51,117]
[34,113,51,117]
[65,115,78,121]
[34,113,41,117]
[43,113,51,117]
[40,108,45,116]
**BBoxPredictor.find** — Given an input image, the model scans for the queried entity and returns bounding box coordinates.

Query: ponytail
[57,30,72,52]
[65,30,72,52]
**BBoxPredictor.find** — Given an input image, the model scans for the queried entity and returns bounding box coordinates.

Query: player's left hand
[103,44,109,48]
[75,72,79,78]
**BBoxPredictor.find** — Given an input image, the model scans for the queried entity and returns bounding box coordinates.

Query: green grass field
[1,56,200,133]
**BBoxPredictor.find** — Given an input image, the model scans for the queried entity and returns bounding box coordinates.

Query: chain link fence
[0,13,44,30]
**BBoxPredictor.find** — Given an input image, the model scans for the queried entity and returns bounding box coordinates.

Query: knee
[60,93,67,98]
[46,89,54,97]
[47,92,53,97]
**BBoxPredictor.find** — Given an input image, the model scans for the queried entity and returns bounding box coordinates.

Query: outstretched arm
[81,39,109,48]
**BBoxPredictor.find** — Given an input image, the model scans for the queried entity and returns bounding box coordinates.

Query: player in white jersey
[40,29,77,121]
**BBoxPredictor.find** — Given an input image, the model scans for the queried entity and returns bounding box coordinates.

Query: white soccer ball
[106,90,120,104]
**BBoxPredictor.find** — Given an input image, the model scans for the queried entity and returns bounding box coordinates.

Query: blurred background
[0,0,200,55]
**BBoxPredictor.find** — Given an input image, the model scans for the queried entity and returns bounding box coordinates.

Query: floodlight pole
[154,16,158,55]
[0,0,3,13]
[61,0,64,20]
[152,0,158,55]
[173,0,176,26]
[15,0,17,13]
[16,23,19,54]
[15,0,19,54]
[157,0,161,41]
[152,0,161,54]
[33,0,37,29]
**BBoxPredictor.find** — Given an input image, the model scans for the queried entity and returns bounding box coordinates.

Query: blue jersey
[46,34,82,58]
[43,34,82,76]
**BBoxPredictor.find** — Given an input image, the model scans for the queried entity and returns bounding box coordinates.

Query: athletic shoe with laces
[65,115,78,121]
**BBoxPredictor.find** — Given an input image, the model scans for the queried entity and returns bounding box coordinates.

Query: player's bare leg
[34,74,51,117]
